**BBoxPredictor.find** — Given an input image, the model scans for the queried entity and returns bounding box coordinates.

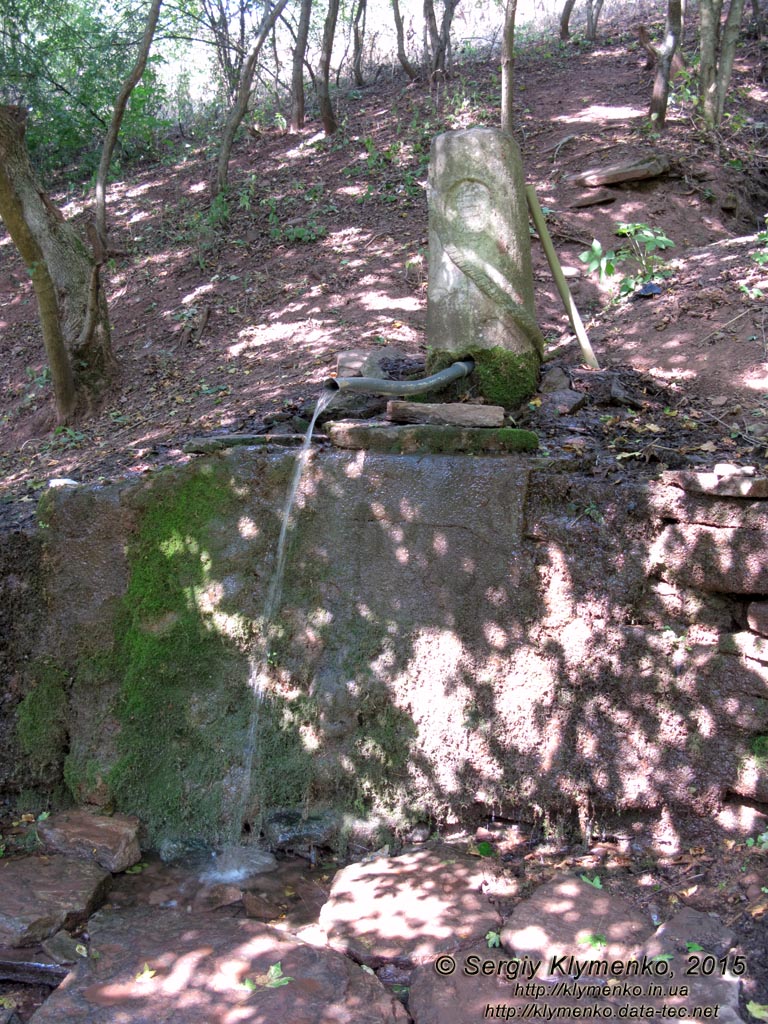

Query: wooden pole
[525,185,600,370]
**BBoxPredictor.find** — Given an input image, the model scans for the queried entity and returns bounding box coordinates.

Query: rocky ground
[0,807,766,1021]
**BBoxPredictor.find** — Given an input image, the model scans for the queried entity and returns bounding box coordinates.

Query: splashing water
[228,389,336,853]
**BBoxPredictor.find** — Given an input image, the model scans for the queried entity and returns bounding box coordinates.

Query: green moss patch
[107,464,253,846]
[427,346,540,408]
[16,659,69,779]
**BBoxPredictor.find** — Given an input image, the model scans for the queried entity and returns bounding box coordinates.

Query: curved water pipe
[324,358,475,397]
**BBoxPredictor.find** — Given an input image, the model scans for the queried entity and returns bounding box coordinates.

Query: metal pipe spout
[324,358,475,398]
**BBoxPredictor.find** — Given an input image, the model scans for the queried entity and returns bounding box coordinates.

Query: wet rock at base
[262,808,341,850]
[37,809,141,873]
[27,906,410,1023]
[0,856,110,947]
[318,848,501,969]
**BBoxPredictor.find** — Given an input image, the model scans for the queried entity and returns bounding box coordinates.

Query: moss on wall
[16,659,69,780]
[427,345,540,408]
[105,463,253,846]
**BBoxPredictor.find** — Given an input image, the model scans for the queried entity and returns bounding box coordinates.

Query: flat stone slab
[183,433,308,453]
[539,389,587,415]
[326,421,538,454]
[500,875,652,962]
[748,601,768,637]
[567,153,671,187]
[662,468,768,498]
[0,856,110,947]
[28,906,409,1023]
[651,523,768,592]
[38,809,141,873]
[719,631,768,664]
[318,848,501,968]
[410,895,742,1024]
[386,400,505,427]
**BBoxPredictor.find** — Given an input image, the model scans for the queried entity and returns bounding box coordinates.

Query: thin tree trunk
[585,0,605,39]
[559,0,577,40]
[214,0,291,197]
[423,0,440,71]
[700,0,745,125]
[352,0,368,86]
[699,0,722,123]
[290,0,313,131]
[649,0,682,128]
[713,0,746,122]
[317,0,341,135]
[501,0,517,133]
[0,106,112,420]
[94,0,163,252]
[391,0,419,79]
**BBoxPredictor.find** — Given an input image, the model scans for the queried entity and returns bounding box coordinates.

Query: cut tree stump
[386,400,505,427]
[567,153,671,187]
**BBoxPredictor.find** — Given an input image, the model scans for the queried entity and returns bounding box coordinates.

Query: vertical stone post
[427,127,544,407]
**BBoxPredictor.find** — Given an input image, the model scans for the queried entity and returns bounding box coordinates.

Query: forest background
[1,0,767,524]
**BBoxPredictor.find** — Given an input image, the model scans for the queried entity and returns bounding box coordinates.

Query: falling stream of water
[213,389,336,876]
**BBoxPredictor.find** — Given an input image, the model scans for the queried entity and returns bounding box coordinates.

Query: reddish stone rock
[648,481,768,529]
[719,631,768,664]
[318,848,501,969]
[28,906,410,1023]
[500,876,652,962]
[662,469,768,498]
[38,810,141,874]
[0,856,110,947]
[411,890,741,1024]
[748,601,768,637]
[651,524,768,593]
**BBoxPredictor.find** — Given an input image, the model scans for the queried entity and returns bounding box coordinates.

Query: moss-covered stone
[16,660,69,779]
[326,422,538,454]
[427,346,540,408]
[104,463,253,846]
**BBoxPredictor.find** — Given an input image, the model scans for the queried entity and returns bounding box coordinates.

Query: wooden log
[386,400,505,427]
[567,154,670,187]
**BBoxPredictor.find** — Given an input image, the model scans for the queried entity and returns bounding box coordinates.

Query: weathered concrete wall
[2,452,767,848]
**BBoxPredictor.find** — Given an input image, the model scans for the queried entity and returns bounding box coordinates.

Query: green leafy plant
[580,873,603,889]
[242,962,293,991]
[580,223,675,298]
[579,238,617,281]
[685,942,704,953]
[745,830,768,851]
[751,217,768,267]
[486,930,502,948]
[582,933,607,949]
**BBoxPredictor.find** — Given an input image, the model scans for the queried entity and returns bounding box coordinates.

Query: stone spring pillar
[426,126,545,407]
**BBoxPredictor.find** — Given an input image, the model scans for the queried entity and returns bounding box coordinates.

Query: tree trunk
[290,0,313,131]
[713,0,746,122]
[317,0,341,135]
[559,0,578,39]
[391,0,419,79]
[649,0,682,128]
[423,0,459,76]
[585,0,604,39]
[213,0,291,198]
[699,0,745,125]
[352,0,368,86]
[501,0,517,133]
[0,107,112,421]
[95,0,162,252]
[423,0,441,70]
